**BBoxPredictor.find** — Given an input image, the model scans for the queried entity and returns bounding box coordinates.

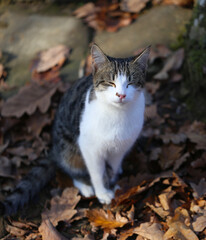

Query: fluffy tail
[0,158,55,216]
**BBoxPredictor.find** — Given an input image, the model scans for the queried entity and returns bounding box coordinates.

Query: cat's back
[53,75,93,144]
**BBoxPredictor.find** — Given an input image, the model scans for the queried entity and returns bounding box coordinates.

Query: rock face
[95,5,192,57]
[0,10,89,87]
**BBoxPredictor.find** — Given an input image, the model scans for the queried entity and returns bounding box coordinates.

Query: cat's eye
[126,82,133,88]
[108,82,116,88]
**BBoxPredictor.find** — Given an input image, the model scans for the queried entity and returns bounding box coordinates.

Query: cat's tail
[0,157,55,216]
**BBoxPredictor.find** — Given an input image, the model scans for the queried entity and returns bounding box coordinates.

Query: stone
[0,10,89,89]
[94,5,192,57]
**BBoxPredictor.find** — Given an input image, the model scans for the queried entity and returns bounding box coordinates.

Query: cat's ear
[132,46,150,71]
[91,43,109,74]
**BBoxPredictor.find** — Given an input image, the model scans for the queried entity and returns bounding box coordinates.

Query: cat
[0,43,150,215]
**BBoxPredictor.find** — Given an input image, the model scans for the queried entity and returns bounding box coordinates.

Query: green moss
[170,26,187,50]
[183,2,206,122]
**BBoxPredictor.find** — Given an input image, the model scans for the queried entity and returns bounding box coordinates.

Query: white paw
[96,189,114,204]
[73,180,94,197]
[81,185,95,197]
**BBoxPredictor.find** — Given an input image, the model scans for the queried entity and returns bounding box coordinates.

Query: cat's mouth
[113,99,127,105]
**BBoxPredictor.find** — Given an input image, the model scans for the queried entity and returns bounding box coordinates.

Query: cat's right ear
[91,43,109,74]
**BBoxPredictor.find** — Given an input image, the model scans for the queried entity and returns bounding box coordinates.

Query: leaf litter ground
[0,43,206,239]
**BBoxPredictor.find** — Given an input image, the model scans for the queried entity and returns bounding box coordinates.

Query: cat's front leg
[108,152,124,185]
[80,148,114,204]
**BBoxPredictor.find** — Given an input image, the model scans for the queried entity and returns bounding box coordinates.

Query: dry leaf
[173,152,190,171]
[159,132,187,144]
[159,144,182,170]
[39,218,68,240]
[134,222,164,240]
[5,224,27,237]
[42,187,80,226]
[121,0,150,13]
[191,152,206,168]
[192,213,206,232]
[0,156,13,178]
[146,202,170,218]
[154,48,184,80]
[145,104,158,119]
[162,0,194,6]
[32,45,70,73]
[186,132,206,150]
[73,3,97,18]
[74,1,135,32]
[1,81,62,117]
[164,207,198,240]
[26,112,52,137]
[158,186,176,211]
[86,209,128,230]
[0,64,4,78]
[190,178,206,199]
[148,44,172,64]
[145,82,160,95]
[72,234,94,240]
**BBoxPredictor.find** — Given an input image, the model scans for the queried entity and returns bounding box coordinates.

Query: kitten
[0,44,149,215]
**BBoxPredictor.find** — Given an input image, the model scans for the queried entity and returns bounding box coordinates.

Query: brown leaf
[186,132,206,150]
[135,222,164,240]
[5,224,27,237]
[159,132,187,144]
[7,146,34,157]
[158,186,176,211]
[86,209,128,230]
[0,156,14,178]
[164,207,198,240]
[121,0,150,13]
[26,112,52,137]
[145,104,158,119]
[73,3,97,19]
[145,82,160,95]
[191,152,206,168]
[1,81,62,117]
[190,178,206,199]
[146,202,170,218]
[39,218,68,240]
[121,222,164,240]
[192,212,206,232]
[159,144,182,170]
[149,44,172,64]
[162,0,194,6]
[0,141,9,154]
[154,48,184,80]
[31,45,70,73]
[42,187,81,227]
[173,152,190,171]
[0,64,4,78]
[72,234,94,240]
[113,184,148,207]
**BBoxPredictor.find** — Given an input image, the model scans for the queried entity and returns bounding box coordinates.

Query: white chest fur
[78,89,145,157]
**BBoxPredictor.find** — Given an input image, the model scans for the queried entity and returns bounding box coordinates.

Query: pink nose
[116,93,126,100]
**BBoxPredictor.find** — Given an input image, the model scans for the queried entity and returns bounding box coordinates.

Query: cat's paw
[73,180,94,197]
[96,189,114,204]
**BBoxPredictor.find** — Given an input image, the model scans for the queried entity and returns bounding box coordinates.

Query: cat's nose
[116,92,126,100]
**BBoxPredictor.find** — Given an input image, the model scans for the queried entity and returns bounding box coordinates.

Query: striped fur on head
[91,44,150,91]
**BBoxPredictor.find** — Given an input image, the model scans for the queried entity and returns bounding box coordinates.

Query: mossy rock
[183,2,206,122]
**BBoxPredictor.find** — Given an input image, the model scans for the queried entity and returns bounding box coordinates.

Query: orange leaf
[86,209,128,230]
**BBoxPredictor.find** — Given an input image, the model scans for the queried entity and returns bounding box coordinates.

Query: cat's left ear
[91,43,109,74]
[132,46,150,71]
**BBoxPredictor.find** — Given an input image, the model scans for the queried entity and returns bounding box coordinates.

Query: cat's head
[91,43,150,107]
